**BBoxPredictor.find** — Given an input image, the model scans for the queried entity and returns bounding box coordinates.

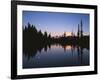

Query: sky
[23,11,89,37]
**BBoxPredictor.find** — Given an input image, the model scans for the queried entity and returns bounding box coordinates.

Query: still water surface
[23,44,89,68]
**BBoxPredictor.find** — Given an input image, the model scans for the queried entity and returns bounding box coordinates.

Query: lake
[23,44,89,68]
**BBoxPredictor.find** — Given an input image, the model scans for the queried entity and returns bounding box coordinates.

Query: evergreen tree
[80,19,83,38]
[77,24,80,38]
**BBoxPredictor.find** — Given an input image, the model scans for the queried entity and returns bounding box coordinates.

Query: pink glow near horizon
[49,32,72,37]
[48,32,89,37]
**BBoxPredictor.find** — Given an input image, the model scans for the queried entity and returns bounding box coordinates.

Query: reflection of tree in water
[77,46,84,65]
[62,44,86,66]
[44,45,47,52]
[71,45,75,57]
[23,23,89,59]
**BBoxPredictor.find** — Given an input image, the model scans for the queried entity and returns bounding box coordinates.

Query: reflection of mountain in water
[23,43,89,60]
[23,44,89,68]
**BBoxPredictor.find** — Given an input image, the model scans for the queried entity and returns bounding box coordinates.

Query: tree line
[23,23,53,54]
[23,23,89,55]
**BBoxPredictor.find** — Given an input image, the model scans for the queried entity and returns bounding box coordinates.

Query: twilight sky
[23,11,89,37]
